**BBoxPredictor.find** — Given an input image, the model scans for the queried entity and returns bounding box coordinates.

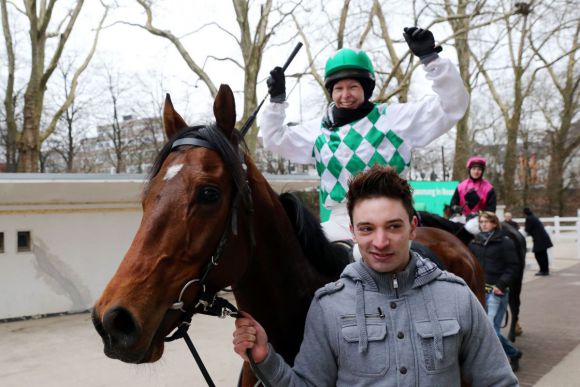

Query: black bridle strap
[163,133,268,386]
[172,138,216,150]
[183,332,216,387]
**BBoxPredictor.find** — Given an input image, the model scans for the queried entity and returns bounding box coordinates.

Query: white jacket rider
[260,28,469,242]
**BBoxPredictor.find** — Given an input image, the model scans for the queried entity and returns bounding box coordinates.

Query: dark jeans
[534,249,549,273]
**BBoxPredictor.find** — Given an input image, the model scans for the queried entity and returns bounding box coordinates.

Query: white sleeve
[387,57,469,148]
[258,102,320,164]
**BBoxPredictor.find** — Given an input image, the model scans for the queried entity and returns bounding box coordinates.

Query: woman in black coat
[469,211,522,371]
[524,207,553,275]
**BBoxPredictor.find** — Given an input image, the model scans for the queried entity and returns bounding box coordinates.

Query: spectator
[469,211,523,372]
[504,212,519,230]
[524,207,553,276]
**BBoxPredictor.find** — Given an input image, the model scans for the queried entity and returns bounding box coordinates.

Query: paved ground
[512,242,580,387]
[1,241,579,386]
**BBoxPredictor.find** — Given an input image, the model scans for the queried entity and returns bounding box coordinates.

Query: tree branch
[41,2,109,142]
[135,0,217,96]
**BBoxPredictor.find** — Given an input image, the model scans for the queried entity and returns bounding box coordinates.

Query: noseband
[161,133,269,386]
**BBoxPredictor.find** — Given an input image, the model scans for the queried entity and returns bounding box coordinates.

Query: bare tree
[99,67,135,173]
[531,11,580,214]
[40,58,94,172]
[469,0,544,207]
[121,0,297,154]
[0,0,108,172]
[441,0,483,180]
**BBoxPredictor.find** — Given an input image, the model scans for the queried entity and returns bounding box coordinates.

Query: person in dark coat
[523,207,553,276]
[469,211,522,371]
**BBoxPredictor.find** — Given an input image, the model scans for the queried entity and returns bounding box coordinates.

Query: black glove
[464,189,481,210]
[267,66,286,103]
[403,27,442,64]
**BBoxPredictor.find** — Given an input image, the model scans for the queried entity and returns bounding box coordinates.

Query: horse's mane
[279,192,351,279]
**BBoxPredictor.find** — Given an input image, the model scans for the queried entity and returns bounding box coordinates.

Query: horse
[92,84,484,386]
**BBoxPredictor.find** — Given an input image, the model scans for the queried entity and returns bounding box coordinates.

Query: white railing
[513,209,580,259]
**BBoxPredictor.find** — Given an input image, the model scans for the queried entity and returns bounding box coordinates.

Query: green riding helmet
[324,48,376,100]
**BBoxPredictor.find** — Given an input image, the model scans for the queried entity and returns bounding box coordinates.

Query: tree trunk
[241,60,259,154]
[451,35,471,180]
[545,138,564,215]
[18,83,44,172]
[445,0,472,181]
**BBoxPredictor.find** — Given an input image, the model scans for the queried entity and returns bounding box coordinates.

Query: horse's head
[92,85,252,363]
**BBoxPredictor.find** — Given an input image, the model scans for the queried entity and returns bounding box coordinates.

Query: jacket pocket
[415,318,460,373]
[339,317,389,376]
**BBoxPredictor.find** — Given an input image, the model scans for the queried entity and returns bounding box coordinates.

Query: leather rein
[162,135,270,387]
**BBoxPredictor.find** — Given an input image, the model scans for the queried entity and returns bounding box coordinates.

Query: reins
[163,131,271,387]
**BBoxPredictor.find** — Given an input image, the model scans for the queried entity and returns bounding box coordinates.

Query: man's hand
[233,311,270,363]
[403,27,442,63]
[267,66,286,103]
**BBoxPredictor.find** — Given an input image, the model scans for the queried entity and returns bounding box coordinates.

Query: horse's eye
[198,186,220,203]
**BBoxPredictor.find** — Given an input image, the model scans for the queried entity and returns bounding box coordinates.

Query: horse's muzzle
[92,307,155,364]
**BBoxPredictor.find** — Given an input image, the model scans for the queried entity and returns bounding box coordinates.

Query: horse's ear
[163,93,188,139]
[213,84,236,141]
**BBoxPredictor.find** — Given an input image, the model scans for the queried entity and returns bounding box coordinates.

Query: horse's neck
[239,184,321,302]
[233,182,324,361]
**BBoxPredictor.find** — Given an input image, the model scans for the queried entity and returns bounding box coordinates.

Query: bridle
[161,134,271,387]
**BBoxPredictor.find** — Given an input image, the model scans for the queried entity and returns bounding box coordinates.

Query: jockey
[450,156,497,220]
[260,27,469,242]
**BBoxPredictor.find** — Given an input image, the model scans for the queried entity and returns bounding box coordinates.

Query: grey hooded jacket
[256,252,518,386]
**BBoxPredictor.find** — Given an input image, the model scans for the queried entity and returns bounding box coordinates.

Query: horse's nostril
[102,306,140,348]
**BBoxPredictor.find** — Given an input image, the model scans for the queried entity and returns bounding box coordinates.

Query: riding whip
[239,42,303,138]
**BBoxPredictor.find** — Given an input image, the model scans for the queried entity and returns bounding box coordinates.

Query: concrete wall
[0,174,318,320]
[0,175,144,320]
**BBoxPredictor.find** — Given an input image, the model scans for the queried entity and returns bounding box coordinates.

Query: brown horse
[92,85,484,386]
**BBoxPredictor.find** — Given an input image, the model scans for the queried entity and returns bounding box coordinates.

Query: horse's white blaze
[164,164,184,181]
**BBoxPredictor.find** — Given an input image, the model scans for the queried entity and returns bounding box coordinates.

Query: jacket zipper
[392,273,399,298]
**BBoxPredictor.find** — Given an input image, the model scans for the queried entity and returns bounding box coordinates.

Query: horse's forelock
[145,124,246,198]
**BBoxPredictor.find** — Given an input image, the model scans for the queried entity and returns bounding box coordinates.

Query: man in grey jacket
[233,166,518,386]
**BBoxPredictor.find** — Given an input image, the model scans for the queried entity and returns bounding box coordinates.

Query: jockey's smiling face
[350,197,417,274]
[332,79,365,109]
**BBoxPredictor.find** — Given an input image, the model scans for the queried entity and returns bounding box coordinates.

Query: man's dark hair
[523,207,532,216]
[346,165,414,223]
